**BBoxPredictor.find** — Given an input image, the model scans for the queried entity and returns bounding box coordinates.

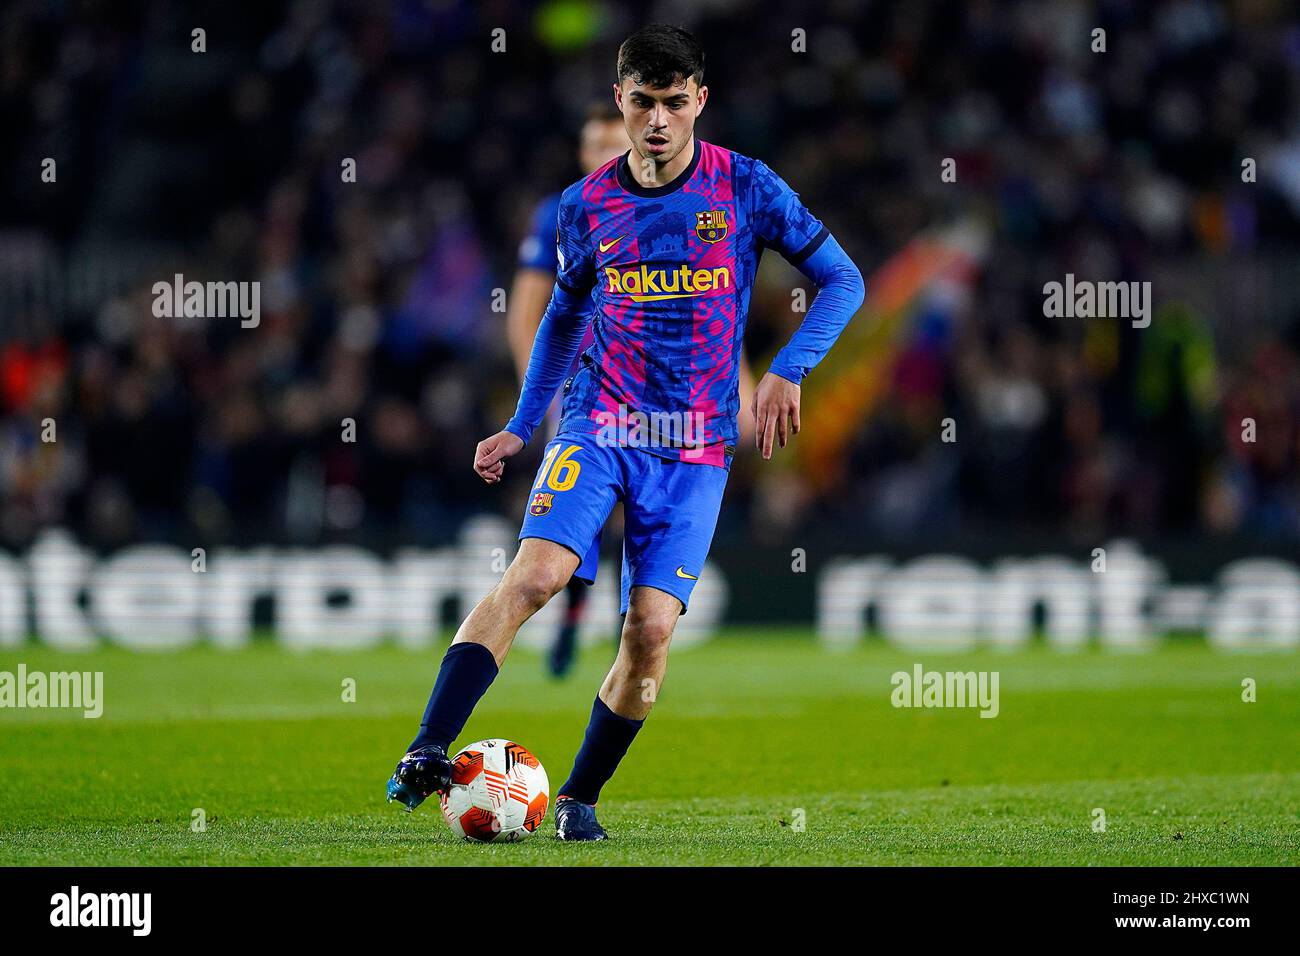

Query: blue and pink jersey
[507,139,864,468]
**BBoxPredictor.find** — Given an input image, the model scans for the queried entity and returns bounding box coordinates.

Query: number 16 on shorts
[529,443,582,516]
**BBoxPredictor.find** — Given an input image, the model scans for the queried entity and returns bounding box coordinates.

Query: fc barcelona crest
[695,209,729,243]
[529,492,554,516]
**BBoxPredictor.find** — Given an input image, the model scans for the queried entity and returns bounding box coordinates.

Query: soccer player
[506,102,758,678]
[388,23,865,840]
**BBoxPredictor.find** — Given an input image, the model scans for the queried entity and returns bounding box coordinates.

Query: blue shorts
[519,433,730,614]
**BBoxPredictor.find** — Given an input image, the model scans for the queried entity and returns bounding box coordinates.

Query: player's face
[614,75,707,168]
[578,119,631,175]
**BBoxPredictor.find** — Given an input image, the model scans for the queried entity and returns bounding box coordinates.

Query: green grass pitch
[1,631,1296,865]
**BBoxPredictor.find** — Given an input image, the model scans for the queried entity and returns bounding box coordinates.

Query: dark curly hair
[616,24,704,90]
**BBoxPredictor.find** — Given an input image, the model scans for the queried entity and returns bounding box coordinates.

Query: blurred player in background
[505,103,627,679]
[506,102,758,678]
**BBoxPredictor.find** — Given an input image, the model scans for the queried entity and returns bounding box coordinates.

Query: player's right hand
[474,430,525,484]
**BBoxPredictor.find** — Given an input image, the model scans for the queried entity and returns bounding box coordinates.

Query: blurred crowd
[2,0,1300,551]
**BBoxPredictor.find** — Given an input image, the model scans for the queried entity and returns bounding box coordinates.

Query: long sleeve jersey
[506,138,865,465]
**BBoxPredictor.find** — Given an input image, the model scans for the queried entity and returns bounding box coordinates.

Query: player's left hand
[752,371,801,460]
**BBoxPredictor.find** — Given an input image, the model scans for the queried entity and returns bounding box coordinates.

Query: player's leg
[388,435,619,812]
[554,584,681,838]
[603,585,681,718]
[548,545,595,678]
[555,451,728,840]
[445,537,579,667]
[387,538,578,810]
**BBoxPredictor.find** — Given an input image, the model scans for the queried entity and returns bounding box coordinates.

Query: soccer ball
[439,738,550,842]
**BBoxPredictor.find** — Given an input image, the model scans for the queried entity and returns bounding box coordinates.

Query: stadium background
[3,0,1299,871]
[2,0,1300,641]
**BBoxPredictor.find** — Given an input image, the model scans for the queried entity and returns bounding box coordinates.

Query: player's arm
[505,268,557,381]
[750,161,865,459]
[476,194,596,484]
[476,280,593,483]
[505,198,564,381]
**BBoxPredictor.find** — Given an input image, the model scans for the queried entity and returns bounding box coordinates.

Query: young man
[388,24,865,840]
[506,102,758,677]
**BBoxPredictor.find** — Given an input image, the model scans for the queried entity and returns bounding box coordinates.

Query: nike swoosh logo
[675,567,698,580]
[598,235,625,253]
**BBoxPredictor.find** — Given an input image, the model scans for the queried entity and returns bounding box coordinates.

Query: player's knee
[501,564,568,616]
[622,607,676,660]
[504,578,562,617]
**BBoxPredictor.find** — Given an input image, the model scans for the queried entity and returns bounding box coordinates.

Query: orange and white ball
[439,739,550,842]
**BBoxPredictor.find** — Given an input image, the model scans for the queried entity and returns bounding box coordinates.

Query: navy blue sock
[559,696,645,805]
[407,642,499,752]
